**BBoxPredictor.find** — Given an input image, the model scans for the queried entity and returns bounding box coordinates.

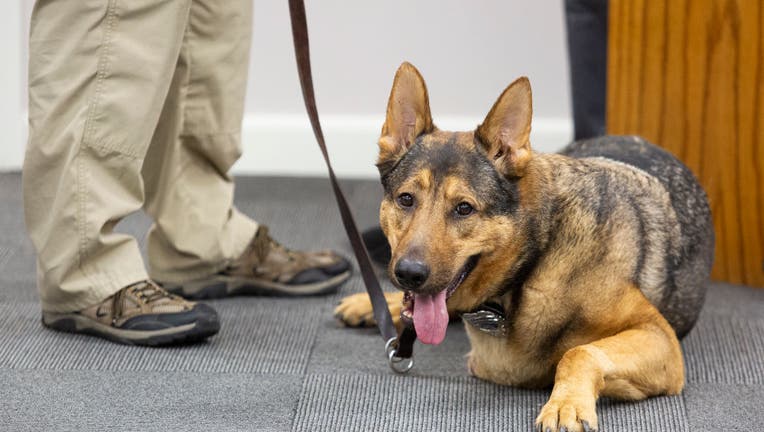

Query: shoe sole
[41,312,220,347]
[162,270,351,300]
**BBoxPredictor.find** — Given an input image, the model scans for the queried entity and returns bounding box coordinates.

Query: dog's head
[377,62,537,345]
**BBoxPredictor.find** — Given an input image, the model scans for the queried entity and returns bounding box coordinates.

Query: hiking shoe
[162,225,351,299]
[42,280,220,346]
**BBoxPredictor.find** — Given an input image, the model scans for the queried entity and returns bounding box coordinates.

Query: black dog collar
[461,301,508,337]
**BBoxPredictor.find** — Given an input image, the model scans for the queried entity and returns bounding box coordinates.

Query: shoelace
[132,282,173,303]
[268,238,300,261]
[253,226,299,262]
[111,281,175,323]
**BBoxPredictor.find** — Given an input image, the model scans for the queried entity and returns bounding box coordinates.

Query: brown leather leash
[287,0,416,373]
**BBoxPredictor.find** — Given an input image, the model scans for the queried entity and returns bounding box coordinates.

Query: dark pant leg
[565,0,609,140]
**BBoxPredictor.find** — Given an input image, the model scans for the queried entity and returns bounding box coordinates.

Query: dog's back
[560,135,714,337]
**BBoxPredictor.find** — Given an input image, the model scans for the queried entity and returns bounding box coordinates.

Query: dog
[334,62,714,432]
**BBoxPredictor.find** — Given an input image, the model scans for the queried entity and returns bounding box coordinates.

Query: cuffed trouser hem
[39,265,149,314]
[147,209,258,284]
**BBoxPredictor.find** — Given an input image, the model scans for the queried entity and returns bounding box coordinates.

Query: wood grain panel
[607,0,764,287]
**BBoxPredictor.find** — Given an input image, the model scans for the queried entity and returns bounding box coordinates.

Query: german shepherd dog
[334,62,714,431]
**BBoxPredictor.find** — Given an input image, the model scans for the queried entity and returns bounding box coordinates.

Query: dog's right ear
[476,77,533,178]
[377,62,434,175]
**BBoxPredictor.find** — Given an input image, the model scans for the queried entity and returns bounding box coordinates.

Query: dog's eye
[455,202,474,216]
[397,193,414,208]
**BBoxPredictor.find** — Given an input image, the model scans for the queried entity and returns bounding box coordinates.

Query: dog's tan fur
[334,62,712,432]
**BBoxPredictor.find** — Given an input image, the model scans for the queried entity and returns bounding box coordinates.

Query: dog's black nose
[394,258,430,289]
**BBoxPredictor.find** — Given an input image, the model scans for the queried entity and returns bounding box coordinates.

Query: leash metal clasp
[385,337,414,374]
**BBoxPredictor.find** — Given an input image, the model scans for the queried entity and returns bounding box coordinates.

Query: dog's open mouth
[400,254,480,345]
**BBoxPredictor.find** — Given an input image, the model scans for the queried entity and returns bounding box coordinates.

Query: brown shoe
[162,225,352,299]
[42,280,220,346]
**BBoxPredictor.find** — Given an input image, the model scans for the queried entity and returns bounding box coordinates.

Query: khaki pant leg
[24,0,192,312]
[143,0,257,284]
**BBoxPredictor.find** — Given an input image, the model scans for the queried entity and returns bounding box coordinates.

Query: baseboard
[235,114,572,178]
[2,114,572,178]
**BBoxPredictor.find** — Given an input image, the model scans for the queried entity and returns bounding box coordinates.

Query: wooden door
[607,0,764,287]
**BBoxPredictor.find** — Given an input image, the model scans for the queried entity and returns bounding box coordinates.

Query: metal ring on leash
[385,337,414,374]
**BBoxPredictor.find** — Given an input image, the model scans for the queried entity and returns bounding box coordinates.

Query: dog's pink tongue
[413,290,449,345]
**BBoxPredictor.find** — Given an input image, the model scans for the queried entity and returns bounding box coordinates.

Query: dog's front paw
[535,391,598,432]
[334,292,402,328]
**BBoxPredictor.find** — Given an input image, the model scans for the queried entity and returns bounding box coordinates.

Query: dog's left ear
[476,77,533,178]
[378,62,434,175]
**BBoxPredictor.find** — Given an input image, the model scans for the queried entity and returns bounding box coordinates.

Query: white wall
[0,1,22,171]
[8,0,572,178]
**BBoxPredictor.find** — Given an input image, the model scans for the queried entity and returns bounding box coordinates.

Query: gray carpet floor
[0,172,762,431]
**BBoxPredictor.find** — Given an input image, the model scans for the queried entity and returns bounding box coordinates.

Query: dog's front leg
[535,315,684,432]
